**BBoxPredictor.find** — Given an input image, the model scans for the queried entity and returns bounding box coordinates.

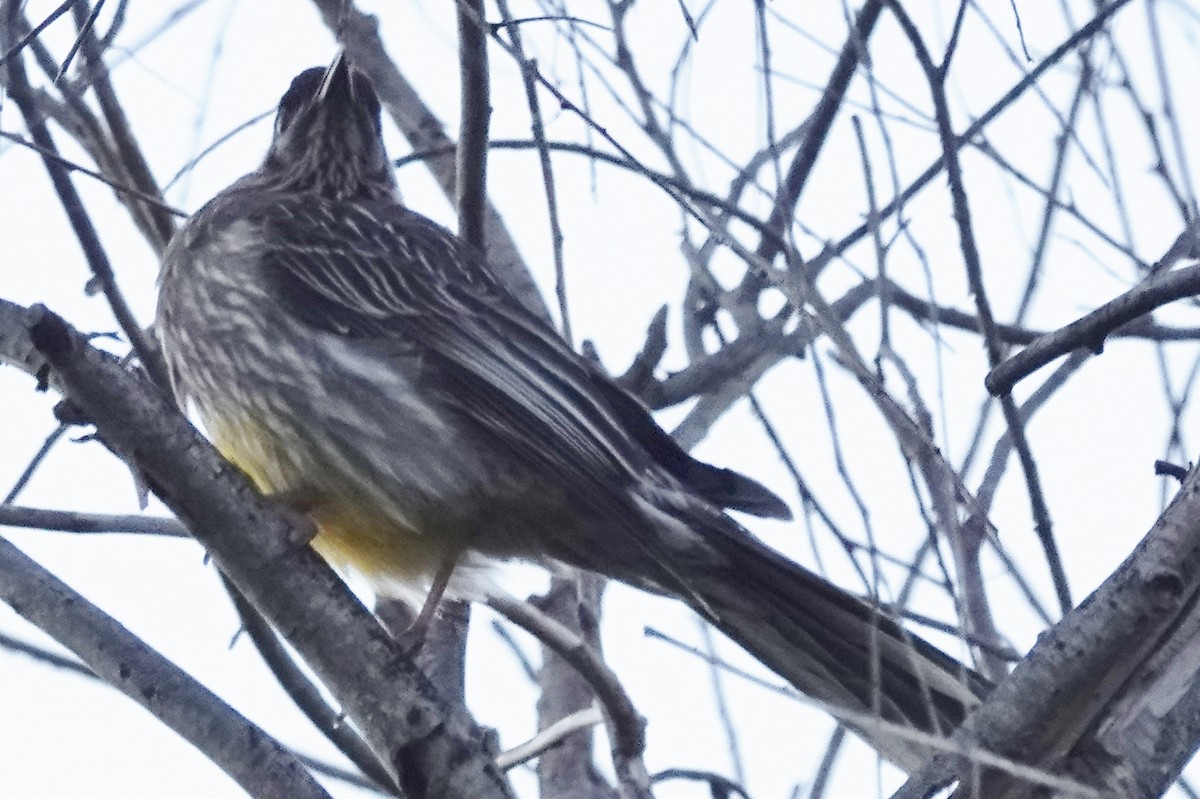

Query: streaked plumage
[157,56,988,768]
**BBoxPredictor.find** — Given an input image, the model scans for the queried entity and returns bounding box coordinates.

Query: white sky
[3,1,1200,797]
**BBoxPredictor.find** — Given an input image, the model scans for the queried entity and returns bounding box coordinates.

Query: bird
[156,54,988,769]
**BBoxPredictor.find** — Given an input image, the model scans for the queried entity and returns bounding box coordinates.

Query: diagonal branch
[0,298,513,799]
[0,531,334,799]
[987,264,1200,396]
[892,463,1200,798]
[1,11,167,389]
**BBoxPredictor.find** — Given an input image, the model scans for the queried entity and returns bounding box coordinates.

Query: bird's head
[258,54,397,201]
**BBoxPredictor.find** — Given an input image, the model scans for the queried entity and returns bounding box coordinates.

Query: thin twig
[495,706,604,771]
[3,423,68,504]
[1,20,168,389]
[0,504,188,536]
[221,576,401,796]
[496,0,570,345]
[55,0,105,82]
[0,0,77,67]
[885,0,1069,615]
[395,138,781,245]
[0,130,185,216]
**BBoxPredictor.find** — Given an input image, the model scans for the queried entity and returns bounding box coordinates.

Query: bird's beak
[317,52,354,106]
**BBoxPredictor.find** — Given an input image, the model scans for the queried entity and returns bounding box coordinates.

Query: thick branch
[455,0,490,251]
[0,299,512,799]
[0,533,332,799]
[892,467,1200,798]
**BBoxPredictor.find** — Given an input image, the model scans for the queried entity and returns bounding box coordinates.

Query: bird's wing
[260,202,652,506]
[259,199,789,519]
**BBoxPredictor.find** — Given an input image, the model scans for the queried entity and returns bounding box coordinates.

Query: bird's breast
[204,406,456,592]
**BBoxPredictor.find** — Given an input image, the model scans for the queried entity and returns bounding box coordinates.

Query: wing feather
[260,201,649,509]
[258,198,790,521]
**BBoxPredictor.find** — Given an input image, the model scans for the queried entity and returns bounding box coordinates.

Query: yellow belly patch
[203,410,446,590]
[308,498,444,587]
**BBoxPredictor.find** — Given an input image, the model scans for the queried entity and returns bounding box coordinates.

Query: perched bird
[157,55,987,768]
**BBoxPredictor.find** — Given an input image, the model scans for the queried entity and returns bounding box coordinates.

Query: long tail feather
[645,500,989,770]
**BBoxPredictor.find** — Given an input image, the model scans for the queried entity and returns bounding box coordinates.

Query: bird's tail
[658,503,990,771]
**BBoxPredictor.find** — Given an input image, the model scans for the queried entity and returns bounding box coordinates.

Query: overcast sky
[4,2,1200,797]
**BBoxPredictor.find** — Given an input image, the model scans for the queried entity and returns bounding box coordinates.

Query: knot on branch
[27,303,77,364]
[1143,571,1184,611]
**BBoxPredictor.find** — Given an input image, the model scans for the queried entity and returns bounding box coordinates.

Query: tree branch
[0,298,513,799]
[0,531,334,799]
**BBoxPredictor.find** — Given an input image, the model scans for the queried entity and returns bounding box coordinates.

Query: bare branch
[988,263,1200,396]
[489,592,650,799]
[0,298,513,799]
[0,531,334,799]
[455,0,490,251]
[0,13,168,388]
[495,706,604,771]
